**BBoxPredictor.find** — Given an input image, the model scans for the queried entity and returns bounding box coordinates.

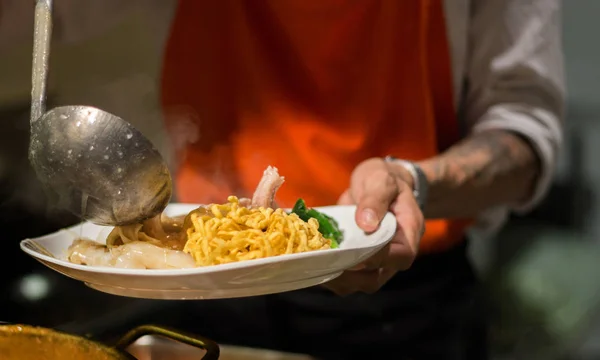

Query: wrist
[383,156,427,210]
[384,158,415,190]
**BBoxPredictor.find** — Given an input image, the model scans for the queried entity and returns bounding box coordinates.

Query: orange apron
[161,0,470,254]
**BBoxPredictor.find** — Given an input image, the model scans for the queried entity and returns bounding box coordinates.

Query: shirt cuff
[470,104,562,214]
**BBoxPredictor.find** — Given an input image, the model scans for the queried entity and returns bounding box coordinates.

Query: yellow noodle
[183,196,331,266]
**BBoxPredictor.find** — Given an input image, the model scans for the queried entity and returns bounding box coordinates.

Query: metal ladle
[28,0,172,226]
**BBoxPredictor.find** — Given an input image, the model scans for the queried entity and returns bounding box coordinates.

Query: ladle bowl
[29,0,172,226]
[29,105,172,226]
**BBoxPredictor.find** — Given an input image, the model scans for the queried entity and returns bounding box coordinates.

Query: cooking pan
[0,323,219,360]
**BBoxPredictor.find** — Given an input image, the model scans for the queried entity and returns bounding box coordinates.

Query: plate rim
[20,204,396,276]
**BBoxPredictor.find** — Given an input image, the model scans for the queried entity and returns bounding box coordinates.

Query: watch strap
[384,156,428,210]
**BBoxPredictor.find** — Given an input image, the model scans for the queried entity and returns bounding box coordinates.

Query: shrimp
[67,239,196,269]
[68,239,114,267]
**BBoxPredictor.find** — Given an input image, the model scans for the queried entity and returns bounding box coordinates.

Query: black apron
[139,240,488,360]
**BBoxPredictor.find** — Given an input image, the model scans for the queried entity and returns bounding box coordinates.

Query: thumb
[355,171,398,232]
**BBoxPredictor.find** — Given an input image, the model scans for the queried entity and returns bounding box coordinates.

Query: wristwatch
[384,155,428,211]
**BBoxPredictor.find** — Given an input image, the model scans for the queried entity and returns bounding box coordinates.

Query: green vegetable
[291,198,343,248]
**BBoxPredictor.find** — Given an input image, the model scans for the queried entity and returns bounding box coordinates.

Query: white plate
[20,204,396,300]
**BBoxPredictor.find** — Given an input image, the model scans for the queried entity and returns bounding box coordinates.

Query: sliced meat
[251,166,285,209]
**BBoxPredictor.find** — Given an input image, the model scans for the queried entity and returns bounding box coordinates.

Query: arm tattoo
[418,130,541,218]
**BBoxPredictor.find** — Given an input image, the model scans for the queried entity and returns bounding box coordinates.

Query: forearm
[417,129,541,219]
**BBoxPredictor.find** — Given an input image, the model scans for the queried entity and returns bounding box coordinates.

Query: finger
[342,270,381,294]
[388,186,424,270]
[321,283,352,297]
[348,263,366,271]
[337,189,355,205]
[347,243,390,272]
[321,271,371,296]
[354,169,398,232]
[326,269,394,295]
[321,274,355,296]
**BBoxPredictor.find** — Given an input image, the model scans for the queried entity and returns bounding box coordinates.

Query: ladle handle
[31,0,53,123]
[114,324,220,360]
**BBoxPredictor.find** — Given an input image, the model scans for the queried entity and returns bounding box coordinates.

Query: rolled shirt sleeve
[463,0,565,213]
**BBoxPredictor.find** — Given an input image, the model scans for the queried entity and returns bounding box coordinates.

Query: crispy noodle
[184,196,330,266]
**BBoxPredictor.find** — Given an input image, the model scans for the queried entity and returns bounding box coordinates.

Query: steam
[163,105,200,177]
[164,106,199,153]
